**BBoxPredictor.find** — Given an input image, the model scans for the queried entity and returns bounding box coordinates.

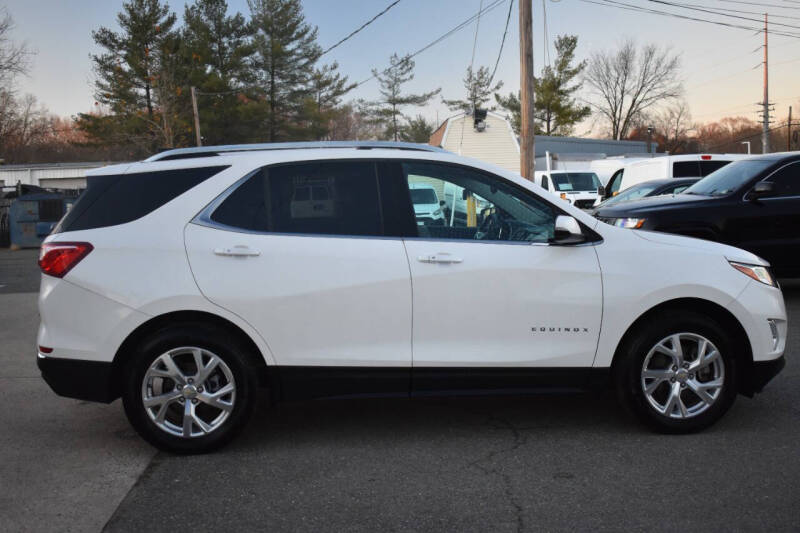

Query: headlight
[729,261,777,287]
[612,218,645,229]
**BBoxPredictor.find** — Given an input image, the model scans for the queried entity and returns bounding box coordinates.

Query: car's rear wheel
[122,324,257,454]
[615,311,738,433]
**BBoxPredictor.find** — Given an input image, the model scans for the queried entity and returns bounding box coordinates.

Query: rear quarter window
[55,166,228,233]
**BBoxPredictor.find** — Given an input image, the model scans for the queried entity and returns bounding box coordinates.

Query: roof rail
[145,141,448,162]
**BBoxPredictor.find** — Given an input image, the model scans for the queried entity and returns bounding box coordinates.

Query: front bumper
[742,355,786,396]
[37,354,117,403]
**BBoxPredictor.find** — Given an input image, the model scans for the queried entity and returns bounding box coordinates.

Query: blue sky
[5,0,800,132]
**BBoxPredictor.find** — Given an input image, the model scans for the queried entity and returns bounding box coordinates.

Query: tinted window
[600,182,660,206]
[211,161,382,237]
[672,161,700,178]
[402,162,555,243]
[55,166,228,233]
[541,176,550,190]
[698,160,730,176]
[551,172,601,191]
[684,159,775,196]
[765,161,800,197]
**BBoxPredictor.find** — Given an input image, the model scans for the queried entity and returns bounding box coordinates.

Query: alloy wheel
[640,333,725,419]
[141,347,236,438]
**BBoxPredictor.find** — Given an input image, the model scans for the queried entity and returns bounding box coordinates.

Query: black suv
[594,152,800,277]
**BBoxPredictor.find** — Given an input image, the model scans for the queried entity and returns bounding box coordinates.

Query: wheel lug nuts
[683,363,689,369]
[178,397,185,403]
[191,399,198,404]
[197,387,203,393]
[672,365,678,371]
[670,377,676,383]
[681,383,686,388]
[689,374,694,379]
[188,378,193,384]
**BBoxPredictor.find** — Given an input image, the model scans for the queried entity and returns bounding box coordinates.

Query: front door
[390,161,603,392]
[185,160,413,397]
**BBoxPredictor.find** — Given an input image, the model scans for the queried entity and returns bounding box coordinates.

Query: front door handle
[417,253,463,264]
[214,245,261,257]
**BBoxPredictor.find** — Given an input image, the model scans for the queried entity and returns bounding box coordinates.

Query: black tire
[614,310,738,434]
[122,323,258,454]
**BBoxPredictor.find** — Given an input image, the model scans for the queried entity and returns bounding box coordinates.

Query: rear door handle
[417,253,463,264]
[214,245,261,257]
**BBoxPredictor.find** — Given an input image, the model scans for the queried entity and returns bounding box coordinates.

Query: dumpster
[7,192,70,248]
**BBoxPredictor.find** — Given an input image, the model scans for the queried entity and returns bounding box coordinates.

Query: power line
[489,0,514,84]
[470,0,485,72]
[646,0,800,30]
[321,0,403,56]
[668,0,800,20]
[580,0,800,38]
[717,0,800,10]
[355,0,507,88]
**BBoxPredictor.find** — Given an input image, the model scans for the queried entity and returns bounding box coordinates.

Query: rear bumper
[742,355,786,396]
[37,354,117,403]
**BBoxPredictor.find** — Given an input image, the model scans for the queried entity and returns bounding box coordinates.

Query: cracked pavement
[1,249,799,532]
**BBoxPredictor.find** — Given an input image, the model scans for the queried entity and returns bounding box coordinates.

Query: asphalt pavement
[1,248,798,532]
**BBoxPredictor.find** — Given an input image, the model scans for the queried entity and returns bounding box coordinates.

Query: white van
[408,183,445,225]
[535,170,603,209]
[614,154,751,195]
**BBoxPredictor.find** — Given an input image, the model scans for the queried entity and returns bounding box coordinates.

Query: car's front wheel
[122,324,257,453]
[615,311,738,433]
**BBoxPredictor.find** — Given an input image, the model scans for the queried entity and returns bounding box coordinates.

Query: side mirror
[439,200,446,206]
[747,181,774,200]
[597,185,606,198]
[552,215,586,245]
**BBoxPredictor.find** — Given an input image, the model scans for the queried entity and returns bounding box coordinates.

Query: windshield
[598,182,660,206]
[410,188,438,204]
[551,172,602,192]
[684,160,774,196]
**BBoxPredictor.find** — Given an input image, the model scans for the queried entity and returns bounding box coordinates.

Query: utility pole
[762,13,769,153]
[788,106,792,151]
[519,0,535,180]
[190,86,202,147]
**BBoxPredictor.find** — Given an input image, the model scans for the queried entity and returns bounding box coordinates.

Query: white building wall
[441,112,520,174]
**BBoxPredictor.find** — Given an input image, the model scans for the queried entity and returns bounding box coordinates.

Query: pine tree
[496,35,590,136]
[400,114,435,143]
[77,0,179,154]
[534,35,590,135]
[248,0,321,141]
[304,62,356,140]
[367,54,440,141]
[183,0,257,144]
[443,66,503,113]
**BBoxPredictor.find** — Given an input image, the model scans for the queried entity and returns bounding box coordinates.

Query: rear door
[184,160,413,397]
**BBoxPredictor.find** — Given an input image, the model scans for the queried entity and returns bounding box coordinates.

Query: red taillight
[38,242,93,278]
[701,155,712,160]
[39,346,53,354]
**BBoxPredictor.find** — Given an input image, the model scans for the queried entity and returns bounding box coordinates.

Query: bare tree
[653,100,693,153]
[0,7,32,85]
[584,40,682,140]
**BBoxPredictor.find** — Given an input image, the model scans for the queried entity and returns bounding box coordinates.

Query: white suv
[37,142,787,453]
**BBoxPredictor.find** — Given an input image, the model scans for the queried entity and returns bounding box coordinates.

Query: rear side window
[55,166,228,233]
[698,161,730,176]
[210,161,382,237]
[672,161,700,178]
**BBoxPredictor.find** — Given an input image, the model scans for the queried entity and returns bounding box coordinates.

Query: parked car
[595,152,800,277]
[37,142,786,453]
[590,178,699,214]
[535,170,603,209]
[408,182,445,225]
[605,154,750,201]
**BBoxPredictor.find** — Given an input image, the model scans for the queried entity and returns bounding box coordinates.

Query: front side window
[402,162,555,243]
[765,162,800,197]
[210,161,382,237]
[684,159,775,197]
